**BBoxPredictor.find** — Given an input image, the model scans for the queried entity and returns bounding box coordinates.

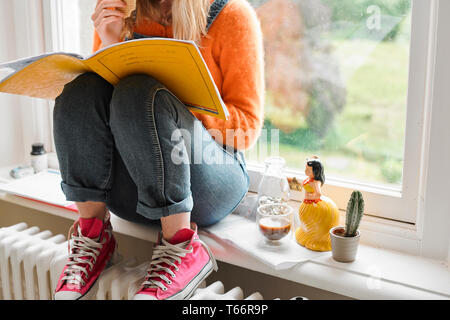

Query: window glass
[78,0,97,55]
[63,0,96,56]
[247,0,412,189]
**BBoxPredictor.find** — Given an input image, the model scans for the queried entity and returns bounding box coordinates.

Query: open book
[0,37,229,120]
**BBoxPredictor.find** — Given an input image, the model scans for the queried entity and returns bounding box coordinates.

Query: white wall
[0,0,53,168]
[0,0,26,167]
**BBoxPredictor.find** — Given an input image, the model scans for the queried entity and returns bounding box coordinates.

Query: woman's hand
[91,0,127,47]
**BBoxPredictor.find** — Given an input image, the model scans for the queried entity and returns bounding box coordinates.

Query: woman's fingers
[92,8,124,26]
[92,0,127,45]
[95,16,124,30]
[92,0,126,20]
[92,5,125,21]
[93,13,124,29]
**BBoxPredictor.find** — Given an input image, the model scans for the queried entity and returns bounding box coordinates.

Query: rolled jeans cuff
[136,194,194,220]
[60,181,108,203]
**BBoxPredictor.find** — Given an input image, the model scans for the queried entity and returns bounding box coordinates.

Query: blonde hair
[122,0,211,47]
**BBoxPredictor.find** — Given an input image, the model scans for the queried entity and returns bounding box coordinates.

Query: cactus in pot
[344,190,364,237]
[330,190,365,262]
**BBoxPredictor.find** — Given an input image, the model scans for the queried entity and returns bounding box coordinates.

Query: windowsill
[1,187,449,299]
[5,153,422,255]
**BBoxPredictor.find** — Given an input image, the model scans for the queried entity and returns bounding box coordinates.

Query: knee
[114,74,164,96]
[53,72,113,123]
[110,74,176,128]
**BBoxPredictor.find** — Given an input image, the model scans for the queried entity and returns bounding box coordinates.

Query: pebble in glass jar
[30,143,48,173]
[258,195,284,207]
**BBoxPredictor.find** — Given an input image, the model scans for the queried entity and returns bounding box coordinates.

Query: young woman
[53,0,264,300]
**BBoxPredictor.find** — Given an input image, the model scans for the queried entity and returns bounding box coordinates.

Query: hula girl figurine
[293,156,339,251]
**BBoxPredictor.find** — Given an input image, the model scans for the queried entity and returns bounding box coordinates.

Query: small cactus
[345,191,364,237]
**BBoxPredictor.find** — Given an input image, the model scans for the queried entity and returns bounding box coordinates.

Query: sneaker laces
[60,224,110,287]
[142,237,218,292]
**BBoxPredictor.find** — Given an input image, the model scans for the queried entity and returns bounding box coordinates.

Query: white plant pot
[329,226,360,263]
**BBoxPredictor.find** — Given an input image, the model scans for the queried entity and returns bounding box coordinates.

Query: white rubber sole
[53,246,122,300]
[166,259,215,300]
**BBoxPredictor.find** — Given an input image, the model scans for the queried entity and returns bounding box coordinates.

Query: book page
[0,66,15,83]
[0,54,90,100]
[85,38,229,120]
[0,38,228,120]
[0,52,84,72]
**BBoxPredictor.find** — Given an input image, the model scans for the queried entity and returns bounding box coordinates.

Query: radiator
[0,223,264,300]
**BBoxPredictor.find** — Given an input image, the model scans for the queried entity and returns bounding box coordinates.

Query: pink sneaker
[53,213,118,300]
[133,223,217,300]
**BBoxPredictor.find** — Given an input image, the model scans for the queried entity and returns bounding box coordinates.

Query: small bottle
[30,143,48,173]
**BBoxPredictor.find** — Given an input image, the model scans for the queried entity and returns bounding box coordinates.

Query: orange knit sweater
[93,0,265,150]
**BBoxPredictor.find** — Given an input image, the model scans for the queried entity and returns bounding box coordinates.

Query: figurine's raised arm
[287,177,303,192]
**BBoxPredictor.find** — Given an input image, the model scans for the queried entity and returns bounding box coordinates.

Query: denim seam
[162,87,189,114]
[60,181,107,202]
[164,87,241,167]
[226,162,250,222]
[100,138,115,201]
[202,124,242,166]
[136,194,193,220]
[229,178,249,216]
[146,85,168,209]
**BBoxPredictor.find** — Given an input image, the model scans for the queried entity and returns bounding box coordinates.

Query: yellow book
[0,38,229,120]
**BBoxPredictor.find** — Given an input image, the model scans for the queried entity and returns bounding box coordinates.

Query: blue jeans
[53,72,249,227]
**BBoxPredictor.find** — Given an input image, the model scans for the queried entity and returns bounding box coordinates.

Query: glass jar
[257,157,290,205]
[257,203,293,246]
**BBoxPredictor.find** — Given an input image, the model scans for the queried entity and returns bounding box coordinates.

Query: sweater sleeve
[92,29,103,53]
[194,0,265,150]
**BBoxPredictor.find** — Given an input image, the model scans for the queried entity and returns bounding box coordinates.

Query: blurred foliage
[380,159,403,183]
[249,0,412,41]
[260,39,408,185]
[320,0,411,41]
[247,0,411,186]
[306,76,346,139]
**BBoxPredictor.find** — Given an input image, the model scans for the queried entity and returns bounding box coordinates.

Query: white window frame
[27,0,450,261]
[247,0,435,225]
[248,0,450,261]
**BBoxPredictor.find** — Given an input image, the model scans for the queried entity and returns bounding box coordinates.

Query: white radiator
[0,223,264,300]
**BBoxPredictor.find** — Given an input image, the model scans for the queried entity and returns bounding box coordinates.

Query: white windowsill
[0,183,449,299]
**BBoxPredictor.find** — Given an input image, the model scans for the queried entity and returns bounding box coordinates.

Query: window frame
[36,0,449,260]
[246,0,435,225]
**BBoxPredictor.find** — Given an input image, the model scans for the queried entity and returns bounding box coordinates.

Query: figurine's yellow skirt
[295,196,339,252]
